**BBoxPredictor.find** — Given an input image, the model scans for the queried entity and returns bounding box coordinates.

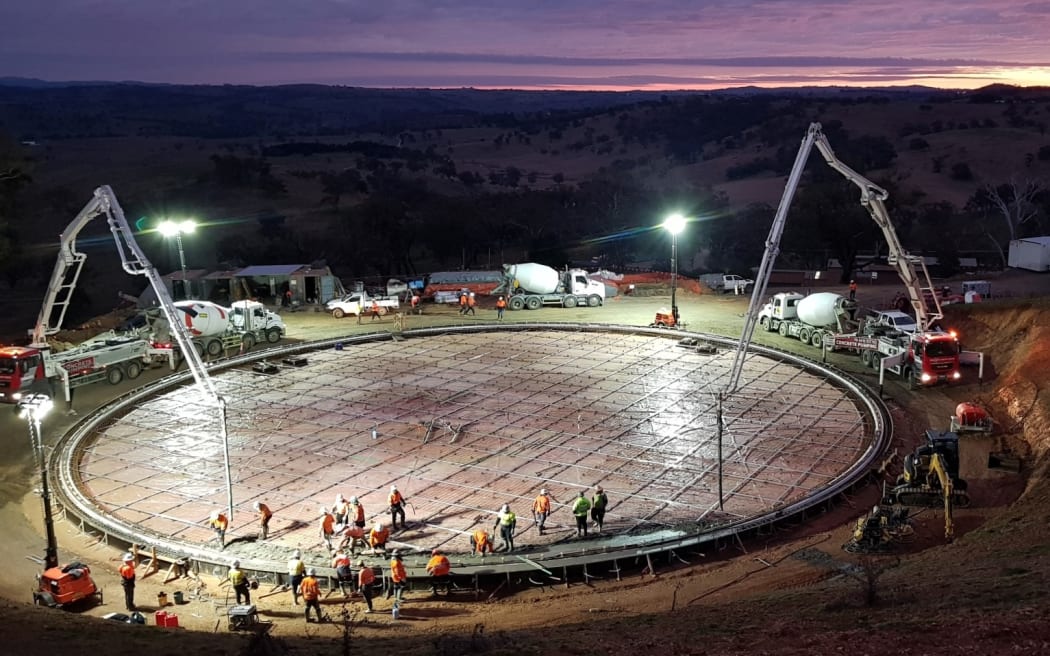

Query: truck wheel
[125,361,143,380]
[106,367,124,385]
[799,327,811,344]
[563,296,577,308]
[525,296,542,310]
[266,327,282,344]
[509,296,525,311]
[206,339,223,357]
[587,295,602,307]
[242,333,256,351]
[778,322,788,337]
[810,330,824,348]
[332,308,346,319]
[860,350,873,367]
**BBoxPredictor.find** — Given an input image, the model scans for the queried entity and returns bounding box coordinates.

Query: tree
[967,179,1045,266]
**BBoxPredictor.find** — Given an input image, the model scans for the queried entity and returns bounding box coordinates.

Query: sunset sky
[2,0,1049,90]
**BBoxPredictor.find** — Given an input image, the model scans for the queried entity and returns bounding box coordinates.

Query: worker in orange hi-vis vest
[300,568,323,623]
[209,510,229,548]
[466,292,477,316]
[470,528,494,556]
[388,485,407,531]
[119,552,136,611]
[369,521,390,555]
[426,548,452,596]
[349,496,366,529]
[387,551,408,602]
[319,507,336,552]
[253,501,273,540]
[496,296,507,320]
[357,559,377,613]
[370,300,382,321]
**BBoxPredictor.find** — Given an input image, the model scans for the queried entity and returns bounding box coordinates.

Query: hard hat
[335,552,346,559]
[392,550,402,559]
[350,496,359,503]
[307,567,316,576]
[210,510,220,520]
[292,550,301,559]
[501,504,509,512]
[122,552,134,562]
[336,493,344,501]
[578,490,585,497]
[253,501,261,510]
[499,296,504,300]
[431,549,441,556]
[320,506,329,515]
[376,521,385,529]
[391,485,397,492]
[540,488,548,495]
[232,560,240,568]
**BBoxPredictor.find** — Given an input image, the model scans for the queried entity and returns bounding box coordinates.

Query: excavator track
[889,487,971,508]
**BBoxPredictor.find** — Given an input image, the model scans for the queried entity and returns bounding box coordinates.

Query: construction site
[53,324,888,587]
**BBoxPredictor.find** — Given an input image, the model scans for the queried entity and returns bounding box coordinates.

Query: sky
[2,0,1049,90]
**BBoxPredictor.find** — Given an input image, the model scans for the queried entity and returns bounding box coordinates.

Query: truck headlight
[952,371,961,380]
[920,372,932,383]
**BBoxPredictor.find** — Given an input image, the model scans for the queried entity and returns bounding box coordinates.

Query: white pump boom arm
[809,126,943,332]
[32,185,222,405]
[727,123,942,393]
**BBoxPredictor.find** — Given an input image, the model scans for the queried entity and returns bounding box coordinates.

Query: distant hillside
[2,83,1050,330]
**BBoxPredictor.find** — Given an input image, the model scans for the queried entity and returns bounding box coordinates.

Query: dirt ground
[3,274,1050,655]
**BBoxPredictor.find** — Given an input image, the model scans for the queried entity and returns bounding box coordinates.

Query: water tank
[506,263,560,294]
[172,301,231,337]
[796,293,849,328]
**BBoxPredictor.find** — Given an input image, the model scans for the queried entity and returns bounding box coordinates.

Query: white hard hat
[375,521,385,529]
[320,506,329,515]
[391,485,397,492]
[335,552,346,559]
[210,510,220,520]
[292,550,301,559]
[501,504,509,512]
[253,501,261,510]
[122,552,134,562]
[336,493,344,501]
[307,567,316,576]
[350,496,358,503]
[540,488,548,495]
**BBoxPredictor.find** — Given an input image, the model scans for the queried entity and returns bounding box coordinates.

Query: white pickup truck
[326,292,400,318]
[698,273,754,294]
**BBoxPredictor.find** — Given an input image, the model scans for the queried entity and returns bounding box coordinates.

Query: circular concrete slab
[60,327,884,570]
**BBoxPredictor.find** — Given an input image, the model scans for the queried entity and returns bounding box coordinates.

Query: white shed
[1008,237,1050,272]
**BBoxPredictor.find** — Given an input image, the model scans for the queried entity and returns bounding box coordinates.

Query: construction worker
[228,560,251,605]
[332,494,350,525]
[466,292,477,316]
[591,486,609,533]
[332,551,354,597]
[370,300,381,321]
[319,507,336,552]
[572,491,591,537]
[458,290,469,314]
[253,500,273,540]
[338,523,368,556]
[387,550,407,602]
[357,559,376,613]
[209,510,229,548]
[350,496,366,529]
[470,528,494,556]
[426,548,452,596]
[532,488,558,535]
[369,521,390,555]
[300,567,323,623]
[388,485,407,531]
[119,552,136,611]
[494,504,517,553]
[849,279,857,301]
[496,295,507,320]
[411,292,421,314]
[287,549,306,605]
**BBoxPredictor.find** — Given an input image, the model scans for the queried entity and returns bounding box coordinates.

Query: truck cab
[0,346,46,403]
[758,292,804,326]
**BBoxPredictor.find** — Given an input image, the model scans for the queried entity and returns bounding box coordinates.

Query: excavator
[884,429,970,541]
[842,504,914,554]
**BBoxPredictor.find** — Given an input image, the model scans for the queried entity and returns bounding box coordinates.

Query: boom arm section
[929,453,955,541]
[809,126,943,332]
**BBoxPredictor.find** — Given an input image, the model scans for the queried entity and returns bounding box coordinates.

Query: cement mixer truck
[494,263,606,310]
[153,300,286,357]
[758,292,858,348]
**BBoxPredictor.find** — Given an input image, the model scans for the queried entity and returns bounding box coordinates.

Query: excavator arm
[929,453,955,541]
